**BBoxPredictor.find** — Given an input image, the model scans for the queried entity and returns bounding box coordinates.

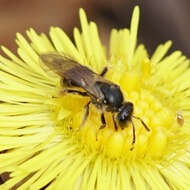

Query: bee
[40,53,150,145]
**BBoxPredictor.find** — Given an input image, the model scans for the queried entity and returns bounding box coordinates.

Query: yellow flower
[0,5,190,190]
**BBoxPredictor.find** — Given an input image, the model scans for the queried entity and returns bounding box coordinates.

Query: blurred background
[0,0,189,57]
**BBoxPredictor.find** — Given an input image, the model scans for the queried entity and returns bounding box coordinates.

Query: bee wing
[40,53,75,76]
[40,53,104,99]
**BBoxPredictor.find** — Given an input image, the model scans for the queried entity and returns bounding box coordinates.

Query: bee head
[116,102,134,128]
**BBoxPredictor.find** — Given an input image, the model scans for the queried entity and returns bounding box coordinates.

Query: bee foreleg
[112,114,118,131]
[99,112,106,129]
[63,89,89,97]
[100,67,108,77]
[130,120,136,151]
[80,101,91,129]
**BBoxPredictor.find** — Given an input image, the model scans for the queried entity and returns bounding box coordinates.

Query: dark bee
[40,53,150,145]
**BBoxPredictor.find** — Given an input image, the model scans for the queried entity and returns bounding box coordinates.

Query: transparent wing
[40,53,103,97]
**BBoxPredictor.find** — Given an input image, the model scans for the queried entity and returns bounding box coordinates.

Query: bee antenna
[132,116,150,132]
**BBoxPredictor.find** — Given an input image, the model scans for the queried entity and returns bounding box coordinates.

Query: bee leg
[112,114,118,131]
[100,67,108,77]
[99,112,106,129]
[80,101,91,129]
[63,89,89,96]
[130,120,136,151]
[96,112,106,141]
